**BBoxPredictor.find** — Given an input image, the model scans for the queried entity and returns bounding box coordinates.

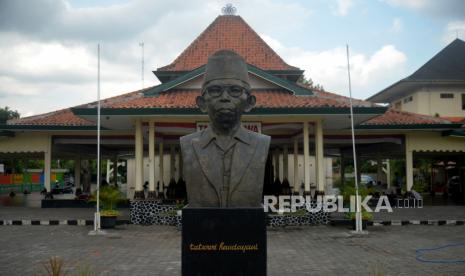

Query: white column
[315,120,325,192]
[149,121,156,193]
[74,156,81,189]
[106,159,111,183]
[112,156,118,185]
[170,145,176,181]
[44,135,52,191]
[135,119,144,196]
[283,145,288,180]
[293,138,299,192]
[405,134,413,191]
[159,141,164,194]
[303,121,310,192]
[274,148,280,181]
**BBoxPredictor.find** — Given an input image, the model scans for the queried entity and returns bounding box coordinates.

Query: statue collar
[200,126,251,149]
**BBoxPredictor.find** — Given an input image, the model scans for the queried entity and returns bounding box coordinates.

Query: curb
[0,219,131,226]
[330,219,465,227]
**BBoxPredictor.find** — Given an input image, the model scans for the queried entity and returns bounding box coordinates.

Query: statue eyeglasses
[202,85,250,98]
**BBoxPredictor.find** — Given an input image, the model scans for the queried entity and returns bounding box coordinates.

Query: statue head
[196,50,256,134]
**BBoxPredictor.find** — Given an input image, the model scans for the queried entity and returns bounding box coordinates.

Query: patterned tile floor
[1,225,464,275]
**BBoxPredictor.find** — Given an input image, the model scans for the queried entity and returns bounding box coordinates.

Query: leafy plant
[341,181,373,221]
[42,256,66,276]
[346,210,373,220]
[91,185,124,217]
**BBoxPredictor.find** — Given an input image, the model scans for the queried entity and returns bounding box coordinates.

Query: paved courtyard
[0,225,464,275]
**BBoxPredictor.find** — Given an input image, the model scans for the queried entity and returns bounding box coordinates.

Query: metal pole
[90,44,104,235]
[346,45,363,233]
[140,42,144,89]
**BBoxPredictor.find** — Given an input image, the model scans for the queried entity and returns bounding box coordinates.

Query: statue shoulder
[180,131,202,148]
[246,130,271,145]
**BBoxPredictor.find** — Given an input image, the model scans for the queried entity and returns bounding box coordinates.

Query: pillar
[148,121,156,199]
[112,156,118,186]
[134,119,145,199]
[293,138,299,192]
[283,145,288,180]
[340,150,345,186]
[74,156,81,189]
[315,120,325,193]
[405,134,413,191]
[106,159,111,183]
[44,135,52,191]
[170,145,176,181]
[303,121,310,192]
[274,148,280,181]
[159,141,164,196]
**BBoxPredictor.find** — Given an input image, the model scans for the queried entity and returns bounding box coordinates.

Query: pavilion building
[1,12,464,200]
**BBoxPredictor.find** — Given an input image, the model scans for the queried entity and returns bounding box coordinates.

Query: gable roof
[359,108,463,129]
[146,64,312,96]
[367,38,465,103]
[157,15,298,72]
[407,38,465,81]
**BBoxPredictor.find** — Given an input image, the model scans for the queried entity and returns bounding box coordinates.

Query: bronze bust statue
[180,50,270,207]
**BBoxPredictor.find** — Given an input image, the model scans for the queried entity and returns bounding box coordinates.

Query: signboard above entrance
[196,122,261,133]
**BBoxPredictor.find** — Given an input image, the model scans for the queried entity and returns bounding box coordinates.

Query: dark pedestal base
[133,191,145,200]
[182,208,266,276]
[146,191,157,199]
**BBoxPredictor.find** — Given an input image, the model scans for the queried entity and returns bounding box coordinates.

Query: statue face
[197,79,255,130]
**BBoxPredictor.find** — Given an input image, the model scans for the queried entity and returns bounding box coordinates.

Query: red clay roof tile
[158,15,298,71]
[363,108,453,125]
[7,108,95,126]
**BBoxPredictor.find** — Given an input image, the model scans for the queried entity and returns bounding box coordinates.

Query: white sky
[0,0,464,117]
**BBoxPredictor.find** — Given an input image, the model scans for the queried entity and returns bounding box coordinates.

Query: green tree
[0,106,20,124]
[297,76,325,91]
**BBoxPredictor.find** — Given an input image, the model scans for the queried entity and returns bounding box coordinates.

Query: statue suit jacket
[180,126,270,207]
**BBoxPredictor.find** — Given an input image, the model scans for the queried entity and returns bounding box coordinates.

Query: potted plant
[92,185,124,229]
[341,181,373,230]
[347,210,373,230]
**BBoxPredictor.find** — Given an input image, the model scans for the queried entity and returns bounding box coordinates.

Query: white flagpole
[90,44,105,235]
[346,45,363,233]
[139,42,144,89]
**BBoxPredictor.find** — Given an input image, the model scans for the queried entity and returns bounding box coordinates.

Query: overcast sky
[1,0,464,117]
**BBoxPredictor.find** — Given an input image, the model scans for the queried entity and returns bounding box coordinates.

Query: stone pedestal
[182,208,266,276]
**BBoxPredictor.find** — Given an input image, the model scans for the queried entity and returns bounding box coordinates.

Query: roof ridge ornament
[221,3,237,15]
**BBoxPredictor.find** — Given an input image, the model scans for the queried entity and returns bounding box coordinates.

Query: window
[462,94,465,110]
[440,93,454,99]
[403,96,413,104]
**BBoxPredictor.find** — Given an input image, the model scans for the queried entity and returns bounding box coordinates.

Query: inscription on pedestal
[182,208,266,276]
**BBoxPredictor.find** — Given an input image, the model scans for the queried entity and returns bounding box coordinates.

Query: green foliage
[346,210,373,220]
[0,106,20,124]
[91,185,124,216]
[360,160,377,173]
[289,208,307,217]
[340,180,373,221]
[100,209,120,217]
[297,75,325,91]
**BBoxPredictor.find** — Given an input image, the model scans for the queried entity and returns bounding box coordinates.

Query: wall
[0,133,49,153]
[407,131,465,152]
[393,88,465,117]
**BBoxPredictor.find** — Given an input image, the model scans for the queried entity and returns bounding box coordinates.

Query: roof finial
[222,3,237,15]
